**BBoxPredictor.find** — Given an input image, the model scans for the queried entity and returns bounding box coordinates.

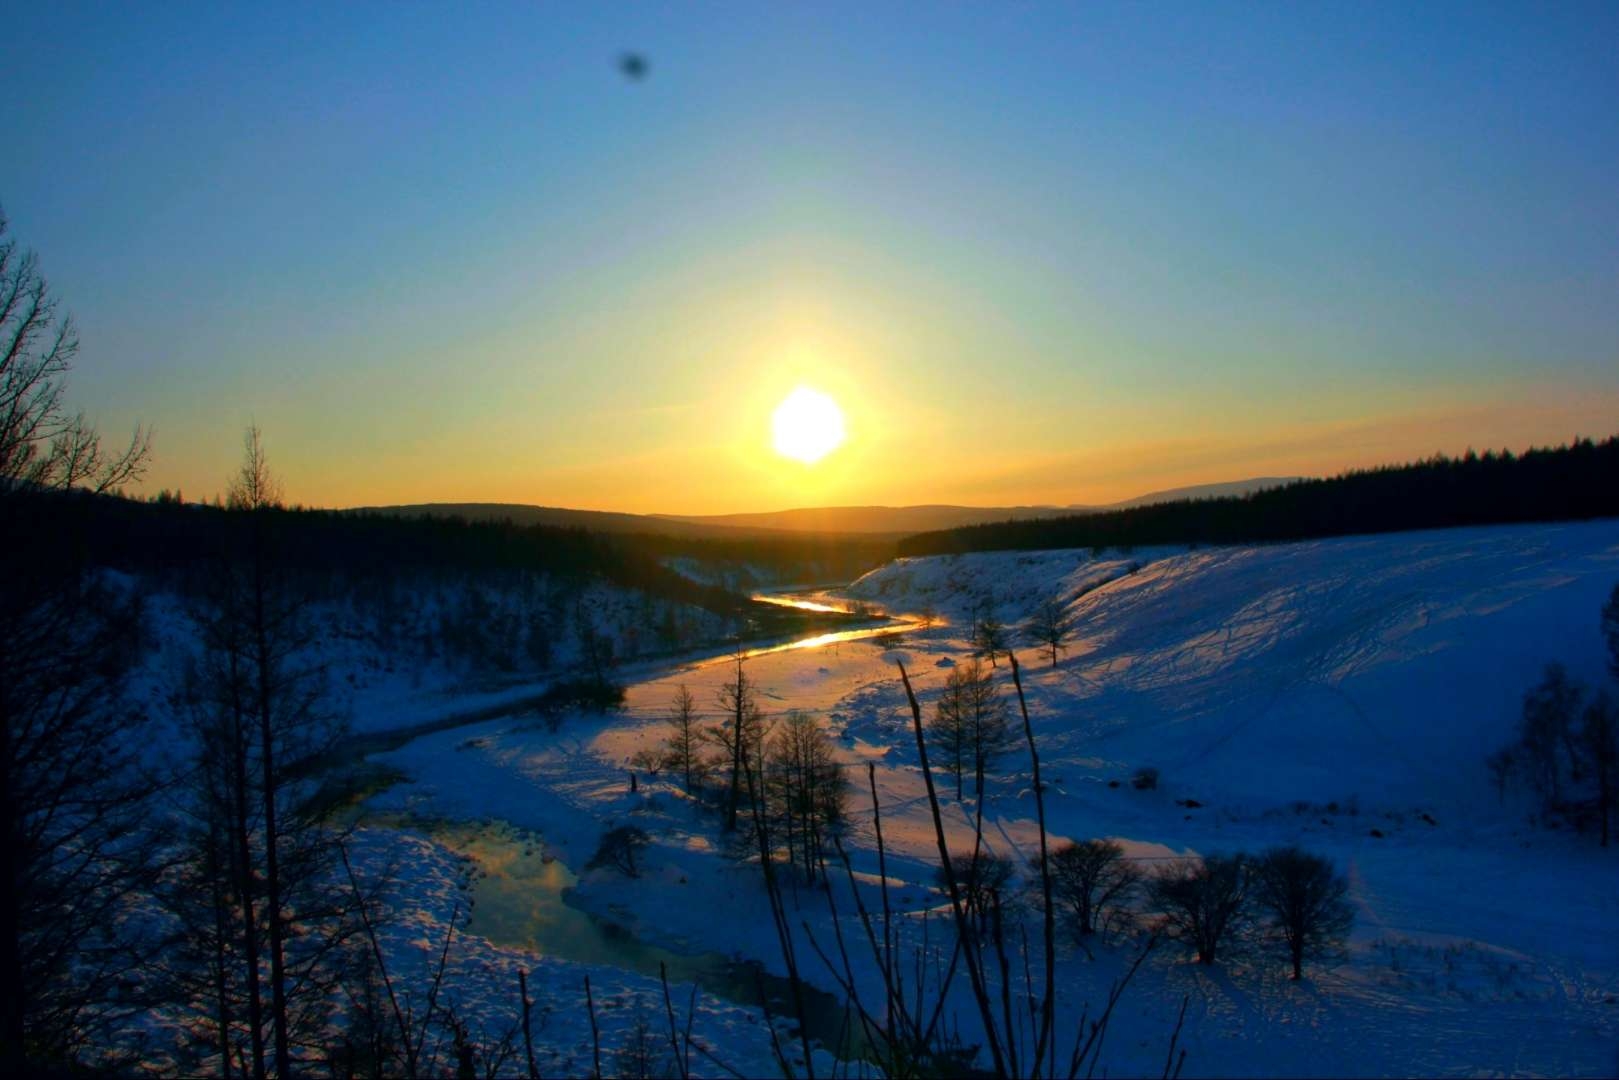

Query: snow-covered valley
[322,519,1619,1077]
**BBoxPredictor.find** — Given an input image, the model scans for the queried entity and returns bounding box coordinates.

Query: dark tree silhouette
[0,211,157,1071]
[762,711,848,881]
[712,649,766,831]
[1026,597,1075,668]
[1580,693,1618,848]
[0,564,157,1067]
[0,211,149,495]
[589,826,651,878]
[970,603,1009,667]
[1250,847,1353,980]
[936,852,1019,939]
[927,659,1013,801]
[663,684,704,792]
[177,427,355,1078]
[1603,584,1619,682]
[573,596,615,686]
[1050,839,1141,938]
[900,438,1619,557]
[1149,854,1250,965]
[1519,663,1583,812]
[1486,746,1515,804]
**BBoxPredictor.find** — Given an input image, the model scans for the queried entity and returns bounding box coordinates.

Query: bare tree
[917,602,938,631]
[1603,583,1619,681]
[0,566,159,1068]
[236,428,296,1077]
[1025,597,1074,669]
[1149,854,1250,965]
[0,211,150,495]
[711,649,766,831]
[179,429,354,1077]
[227,425,282,511]
[572,597,614,686]
[1580,692,1618,848]
[935,852,1019,939]
[337,848,501,1080]
[1520,663,1583,812]
[926,659,1012,801]
[588,826,651,878]
[769,662,1179,1079]
[613,998,673,1080]
[171,617,271,1079]
[763,711,849,881]
[1249,847,1353,980]
[0,211,158,1071]
[1485,746,1515,805]
[970,603,1008,668]
[663,685,704,793]
[1050,839,1141,939]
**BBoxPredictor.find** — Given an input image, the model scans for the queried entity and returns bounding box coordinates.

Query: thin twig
[800,917,886,1062]
[898,660,1009,1078]
[992,894,1019,1078]
[1009,652,1058,1078]
[829,831,910,1050]
[1162,994,1189,1080]
[660,962,689,1080]
[689,1036,751,1079]
[519,969,539,1080]
[1067,935,1158,1080]
[753,966,795,1078]
[683,983,698,1079]
[584,975,601,1080]
[410,898,459,1072]
[337,841,414,1077]
[866,762,903,1049]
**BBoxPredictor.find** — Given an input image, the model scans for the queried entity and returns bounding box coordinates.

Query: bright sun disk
[772,386,846,464]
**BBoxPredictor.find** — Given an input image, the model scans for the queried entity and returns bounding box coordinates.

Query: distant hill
[344,502,792,540]
[348,479,1298,540]
[655,478,1298,535]
[1107,477,1299,509]
[652,504,1066,535]
[897,439,1619,557]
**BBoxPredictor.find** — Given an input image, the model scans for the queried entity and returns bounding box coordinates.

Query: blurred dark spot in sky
[618,52,649,81]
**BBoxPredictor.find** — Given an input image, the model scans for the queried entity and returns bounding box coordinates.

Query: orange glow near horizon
[142,379,1619,517]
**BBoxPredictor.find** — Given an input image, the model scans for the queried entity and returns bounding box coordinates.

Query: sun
[771,386,846,464]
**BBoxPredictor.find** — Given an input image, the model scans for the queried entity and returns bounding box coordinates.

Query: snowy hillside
[851,523,1619,811]
[282,519,1619,1077]
[848,545,1159,622]
[126,572,733,737]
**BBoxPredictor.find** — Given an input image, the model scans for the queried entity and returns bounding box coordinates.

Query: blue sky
[3,2,1615,511]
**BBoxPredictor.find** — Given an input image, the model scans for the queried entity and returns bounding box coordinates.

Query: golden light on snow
[771,386,846,464]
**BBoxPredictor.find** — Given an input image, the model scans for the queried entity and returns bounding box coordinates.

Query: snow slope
[124,574,733,738]
[365,520,1619,1077]
[853,523,1619,810]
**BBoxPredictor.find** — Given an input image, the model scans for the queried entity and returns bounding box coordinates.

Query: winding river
[359,585,915,1063]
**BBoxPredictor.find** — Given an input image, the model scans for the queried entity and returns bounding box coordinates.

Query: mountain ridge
[654,477,1300,534]
[348,477,1300,538]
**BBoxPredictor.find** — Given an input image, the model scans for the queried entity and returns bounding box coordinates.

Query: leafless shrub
[1051,839,1142,940]
[1149,854,1250,965]
[588,826,651,879]
[1250,846,1353,979]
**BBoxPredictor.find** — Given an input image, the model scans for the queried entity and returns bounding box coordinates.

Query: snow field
[368,521,1619,1076]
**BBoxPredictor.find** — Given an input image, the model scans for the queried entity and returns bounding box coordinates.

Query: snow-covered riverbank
[357,520,1619,1077]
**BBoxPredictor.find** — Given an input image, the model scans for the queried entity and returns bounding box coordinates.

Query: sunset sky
[3,2,1616,514]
